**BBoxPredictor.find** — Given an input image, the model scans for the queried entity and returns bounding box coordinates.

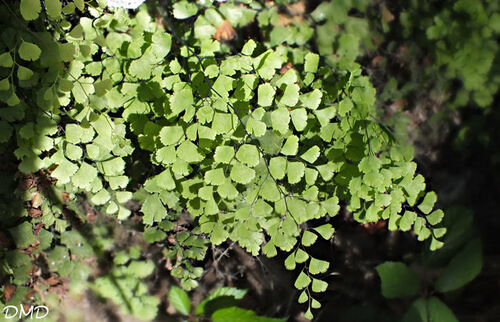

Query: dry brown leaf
[381,4,395,23]
[19,174,36,190]
[61,192,70,203]
[280,62,293,74]
[390,99,407,111]
[362,220,387,234]
[3,283,16,301]
[214,20,236,42]
[371,56,383,67]
[28,208,42,218]
[287,1,305,16]
[277,14,294,26]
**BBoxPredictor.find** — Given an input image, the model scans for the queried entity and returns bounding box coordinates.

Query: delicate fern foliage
[0,0,447,319]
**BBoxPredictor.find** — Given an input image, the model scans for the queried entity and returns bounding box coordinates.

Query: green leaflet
[236,144,260,167]
[20,0,41,21]
[376,262,421,299]
[0,3,449,320]
[18,41,41,61]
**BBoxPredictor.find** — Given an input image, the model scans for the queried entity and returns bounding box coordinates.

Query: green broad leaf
[8,222,35,249]
[18,41,41,61]
[19,123,34,139]
[322,196,339,216]
[144,169,176,192]
[299,89,322,110]
[20,0,42,21]
[91,189,110,206]
[295,248,309,263]
[72,76,94,103]
[127,260,155,278]
[68,24,83,39]
[58,79,73,92]
[247,118,267,137]
[301,230,318,247]
[214,146,235,164]
[271,107,290,134]
[304,52,319,73]
[195,287,247,316]
[59,43,76,62]
[0,120,12,142]
[129,56,154,80]
[430,237,444,251]
[375,261,420,299]
[93,79,112,96]
[168,286,191,315]
[205,168,225,186]
[294,271,311,289]
[160,126,184,146]
[141,194,167,226]
[236,144,260,167]
[280,84,300,107]
[177,140,203,163]
[290,108,307,131]
[300,146,320,164]
[17,66,33,80]
[426,209,444,225]
[97,158,125,176]
[275,69,297,87]
[358,155,382,173]
[65,143,82,161]
[258,83,275,107]
[61,231,92,258]
[287,161,305,184]
[311,298,321,309]
[281,135,298,156]
[298,290,308,303]
[7,92,20,106]
[212,113,233,134]
[51,157,78,184]
[171,87,194,116]
[45,0,62,19]
[242,39,257,56]
[269,157,286,180]
[260,179,281,202]
[74,0,84,10]
[338,97,353,116]
[143,227,167,243]
[288,198,306,224]
[0,53,13,67]
[217,180,239,200]
[0,78,10,91]
[312,278,328,293]
[173,0,198,19]
[211,225,229,245]
[212,307,287,322]
[304,308,313,320]
[284,252,296,270]
[418,191,437,214]
[309,257,329,275]
[72,162,98,189]
[230,162,255,184]
[262,241,277,258]
[62,2,75,14]
[434,238,482,293]
[402,297,458,322]
[402,174,426,206]
[152,32,172,58]
[399,211,417,231]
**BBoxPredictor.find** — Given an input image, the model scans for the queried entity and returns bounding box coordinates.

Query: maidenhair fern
[0,0,447,319]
